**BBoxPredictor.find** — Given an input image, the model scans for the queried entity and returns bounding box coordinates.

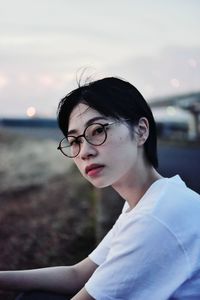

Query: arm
[71,287,94,300]
[0,257,97,294]
[0,210,116,296]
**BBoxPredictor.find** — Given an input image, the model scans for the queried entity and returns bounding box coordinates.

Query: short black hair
[57,77,158,168]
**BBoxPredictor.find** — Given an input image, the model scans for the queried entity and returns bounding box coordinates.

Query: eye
[67,136,81,146]
[92,125,105,136]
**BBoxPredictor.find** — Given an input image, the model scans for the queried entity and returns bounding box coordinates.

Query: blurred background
[0,1,200,299]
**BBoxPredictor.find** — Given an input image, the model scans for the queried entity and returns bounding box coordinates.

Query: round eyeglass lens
[60,137,80,158]
[85,123,107,145]
[59,123,108,158]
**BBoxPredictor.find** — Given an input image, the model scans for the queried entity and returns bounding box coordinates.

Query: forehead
[68,103,104,131]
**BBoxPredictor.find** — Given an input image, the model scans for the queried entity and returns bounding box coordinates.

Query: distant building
[150,92,200,140]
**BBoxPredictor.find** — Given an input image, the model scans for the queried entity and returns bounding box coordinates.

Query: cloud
[0,0,200,116]
[107,46,200,99]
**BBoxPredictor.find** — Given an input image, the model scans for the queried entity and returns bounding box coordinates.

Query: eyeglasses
[57,122,115,158]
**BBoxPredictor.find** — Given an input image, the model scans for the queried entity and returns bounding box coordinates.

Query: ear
[136,117,149,146]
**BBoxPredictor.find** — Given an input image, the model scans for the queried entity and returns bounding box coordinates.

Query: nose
[79,139,98,160]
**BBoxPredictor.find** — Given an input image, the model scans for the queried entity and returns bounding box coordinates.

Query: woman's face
[68,103,140,188]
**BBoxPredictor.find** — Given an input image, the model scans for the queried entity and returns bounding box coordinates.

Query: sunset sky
[0,0,200,117]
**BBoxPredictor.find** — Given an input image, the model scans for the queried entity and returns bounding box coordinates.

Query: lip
[85,164,104,175]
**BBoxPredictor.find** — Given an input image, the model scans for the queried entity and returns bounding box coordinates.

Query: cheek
[101,138,135,169]
[104,130,133,151]
[108,132,137,159]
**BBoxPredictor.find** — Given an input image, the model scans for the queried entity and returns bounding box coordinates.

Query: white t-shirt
[85,175,200,299]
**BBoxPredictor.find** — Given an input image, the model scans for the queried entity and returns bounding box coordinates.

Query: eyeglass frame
[57,121,116,158]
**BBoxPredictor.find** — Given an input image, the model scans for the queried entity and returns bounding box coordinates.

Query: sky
[0,0,200,117]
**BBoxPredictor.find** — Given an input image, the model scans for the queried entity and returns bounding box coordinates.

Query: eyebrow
[67,116,108,135]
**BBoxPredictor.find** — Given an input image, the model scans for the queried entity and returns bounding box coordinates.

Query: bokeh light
[26,106,36,118]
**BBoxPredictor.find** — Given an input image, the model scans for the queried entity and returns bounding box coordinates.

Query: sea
[0,118,63,141]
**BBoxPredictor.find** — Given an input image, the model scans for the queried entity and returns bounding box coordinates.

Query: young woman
[1,77,200,299]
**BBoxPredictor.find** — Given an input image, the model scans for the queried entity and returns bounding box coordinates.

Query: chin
[89,179,111,189]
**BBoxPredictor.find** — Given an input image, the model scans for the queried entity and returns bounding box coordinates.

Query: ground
[0,130,96,300]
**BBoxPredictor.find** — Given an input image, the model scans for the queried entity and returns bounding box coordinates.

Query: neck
[112,163,162,210]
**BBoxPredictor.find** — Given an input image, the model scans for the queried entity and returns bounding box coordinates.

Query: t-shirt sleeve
[85,214,191,300]
[88,227,115,266]
[88,202,129,266]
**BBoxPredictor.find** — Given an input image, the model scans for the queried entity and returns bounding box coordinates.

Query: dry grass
[0,130,96,300]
